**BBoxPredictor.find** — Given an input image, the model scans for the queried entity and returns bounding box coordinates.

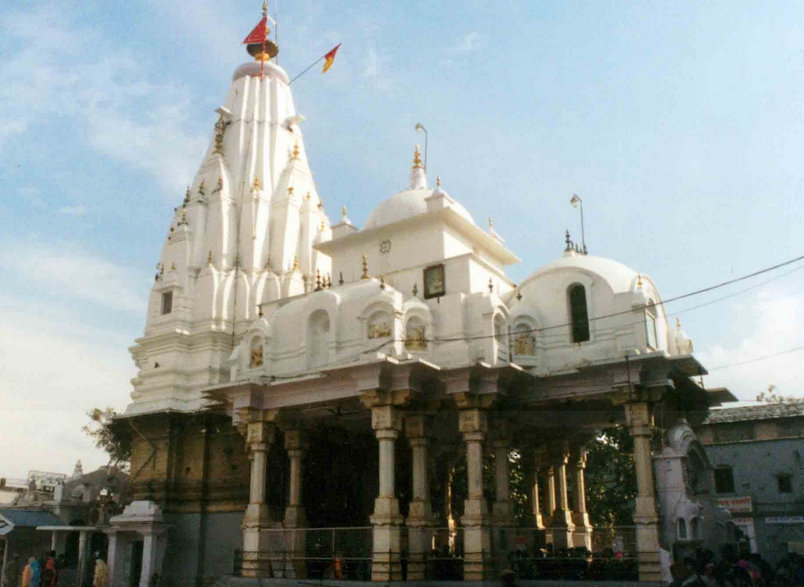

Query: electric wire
[254,252,804,382]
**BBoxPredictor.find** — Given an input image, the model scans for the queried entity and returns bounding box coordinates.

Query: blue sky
[1,0,803,478]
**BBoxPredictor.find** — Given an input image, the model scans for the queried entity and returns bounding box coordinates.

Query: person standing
[21,558,40,587]
[91,558,107,587]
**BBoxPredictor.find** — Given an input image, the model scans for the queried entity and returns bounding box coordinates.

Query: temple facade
[116,15,722,585]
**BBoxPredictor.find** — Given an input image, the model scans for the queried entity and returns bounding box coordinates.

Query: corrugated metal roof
[704,402,804,424]
[0,508,64,534]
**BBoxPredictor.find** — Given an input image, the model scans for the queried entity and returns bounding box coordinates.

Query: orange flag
[243,16,268,44]
[322,44,341,73]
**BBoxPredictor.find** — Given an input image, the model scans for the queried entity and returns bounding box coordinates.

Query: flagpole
[289,55,327,85]
[260,1,268,78]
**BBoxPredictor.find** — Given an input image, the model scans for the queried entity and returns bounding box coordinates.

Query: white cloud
[449,31,481,54]
[0,6,206,193]
[0,241,150,313]
[697,288,804,400]
[0,302,134,478]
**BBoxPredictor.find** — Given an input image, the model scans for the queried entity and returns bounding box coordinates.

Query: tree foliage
[584,426,637,527]
[756,385,804,404]
[82,407,131,468]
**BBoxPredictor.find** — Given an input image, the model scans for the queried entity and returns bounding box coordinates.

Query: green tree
[82,407,131,468]
[584,427,637,527]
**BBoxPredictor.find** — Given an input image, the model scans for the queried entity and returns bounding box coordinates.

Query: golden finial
[488,217,494,230]
[676,317,682,329]
[637,274,643,288]
[436,176,442,188]
[198,179,205,195]
[488,278,494,293]
[341,206,347,218]
[253,176,261,191]
[288,186,294,195]
[184,186,191,204]
[317,201,323,210]
[262,0,268,17]
[207,250,213,265]
[292,256,298,270]
[305,191,311,201]
[315,268,322,290]
[291,142,300,160]
[412,145,423,169]
[216,176,223,191]
[320,219,325,231]
[361,254,369,279]
[180,207,187,224]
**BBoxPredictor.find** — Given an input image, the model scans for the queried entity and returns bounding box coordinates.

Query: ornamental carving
[368,319,392,339]
[405,324,426,351]
[514,332,535,356]
[250,342,264,368]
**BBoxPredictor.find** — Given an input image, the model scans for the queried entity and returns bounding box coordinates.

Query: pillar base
[550,509,576,549]
[370,520,404,582]
[461,501,492,581]
[492,501,515,526]
[572,512,593,551]
[406,511,434,582]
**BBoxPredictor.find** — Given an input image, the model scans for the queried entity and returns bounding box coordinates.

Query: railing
[234,525,639,582]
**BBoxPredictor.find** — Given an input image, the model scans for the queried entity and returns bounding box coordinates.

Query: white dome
[522,252,642,294]
[364,187,475,230]
[233,60,289,84]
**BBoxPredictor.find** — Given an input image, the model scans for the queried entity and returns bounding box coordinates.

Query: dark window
[569,284,590,343]
[161,291,173,315]
[778,474,793,494]
[714,466,735,494]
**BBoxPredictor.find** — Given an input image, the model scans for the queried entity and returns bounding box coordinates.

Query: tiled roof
[0,508,64,531]
[704,402,804,424]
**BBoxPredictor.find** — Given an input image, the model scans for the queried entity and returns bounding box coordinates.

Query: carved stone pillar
[405,415,434,581]
[242,419,276,578]
[283,429,307,578]
[570,446,593,551]
[626,401,662,581]
[549,443,575,549]
[491,425,514,525]
[459,407,492,580]
[531,451,545,530]
[368,401,404,582]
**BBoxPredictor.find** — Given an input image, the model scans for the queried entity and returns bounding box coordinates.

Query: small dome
[522,252,643,294]
[364,188,476,230]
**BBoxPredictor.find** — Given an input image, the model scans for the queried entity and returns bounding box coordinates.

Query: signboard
[717,496,753,513]
[765,516,804,525]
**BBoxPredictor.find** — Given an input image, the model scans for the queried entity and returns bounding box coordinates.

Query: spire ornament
[361,254,369,279]
[214,111,230,155]
[315,269,322,291]
[412,145,423,169]
[291,142,300,160]
[198,179,205,195]
[253,176,261,191]
[184,186,191,204]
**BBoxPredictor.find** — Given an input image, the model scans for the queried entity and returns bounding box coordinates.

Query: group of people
[1,552,108,587]
[668,549,804,587]
[1,551,59,587]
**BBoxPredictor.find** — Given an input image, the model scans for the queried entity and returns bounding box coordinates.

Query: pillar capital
[404,413,431,439]
[459,408,487,436]
[283,429,306,451]
[371,404,402,432]
[246,421,275,447]
[625,401,654,434]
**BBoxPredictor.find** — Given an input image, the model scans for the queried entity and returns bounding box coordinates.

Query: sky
[1,0,803,479]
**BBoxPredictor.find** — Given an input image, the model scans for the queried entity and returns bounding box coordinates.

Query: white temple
[116,13,725,585]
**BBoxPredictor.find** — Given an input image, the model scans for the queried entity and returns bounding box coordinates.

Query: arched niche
[249,336,264,368]
[404,316,427,351]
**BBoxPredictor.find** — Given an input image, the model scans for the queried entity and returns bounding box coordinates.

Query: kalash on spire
[127,4,331,416]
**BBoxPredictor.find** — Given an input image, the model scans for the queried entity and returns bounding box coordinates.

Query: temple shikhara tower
[114,7,731,585]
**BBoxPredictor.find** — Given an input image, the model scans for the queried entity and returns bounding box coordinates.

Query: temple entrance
[129,540,143,587]
[302,424,378,527]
